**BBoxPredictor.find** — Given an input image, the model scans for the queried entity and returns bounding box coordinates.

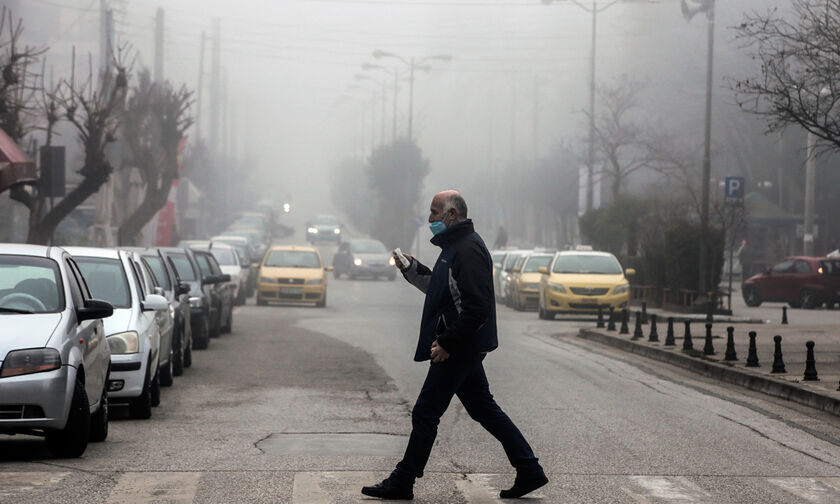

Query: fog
[2,0,812,251]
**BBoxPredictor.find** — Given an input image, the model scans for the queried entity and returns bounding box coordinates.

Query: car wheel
[89,383,109,442]
[209,309,221,338]
[183,338,193,368]
[129,367,153,420]
[545,310,556,320]
[193,317,209,350]
[316,293,327,308]
[150,370,161,407]
[743,286,762,307]
[222,307,233,333]
[538,305,546,319]
[159,350,174,387]
[800,289,817,309]
[46,378,90,458]
[172,328,184,377]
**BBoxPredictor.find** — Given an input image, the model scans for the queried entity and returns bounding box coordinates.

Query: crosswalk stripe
[291,471,374,503]
[455,473,501,503]
[106,472,201,504]
[767,477,840,504]
[625,476,712,503]
[0,472,69,497]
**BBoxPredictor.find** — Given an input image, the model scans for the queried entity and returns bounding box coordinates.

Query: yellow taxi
[256,245,332,307]
[537,250,634,320]
[510,252,555,311]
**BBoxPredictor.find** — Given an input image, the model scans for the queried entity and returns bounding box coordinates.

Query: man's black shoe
[499,471,548,499]
[361,478,414,500]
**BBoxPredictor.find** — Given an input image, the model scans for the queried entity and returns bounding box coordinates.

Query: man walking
[362,190,547,500]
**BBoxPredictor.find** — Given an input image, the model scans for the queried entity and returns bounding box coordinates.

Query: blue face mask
[429,220,447,236]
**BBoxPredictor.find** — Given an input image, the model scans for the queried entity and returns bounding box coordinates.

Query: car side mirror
[177,283,191,296]
[625,268,636,276]
[201,275,215,286]
[77,299,114,322]
[142,294,169,312]
[538,266,548,274]
[219,274,231,283]
[512,267,521,273]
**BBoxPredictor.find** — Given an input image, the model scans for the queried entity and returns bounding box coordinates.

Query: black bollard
[607,307,616,331]
[648,314,659,342]
[703,323,715,355]
[664,317,675,346]
[803,341,819,381]
[641,301,648,324]
[597,307,605,328]
[724,326,738,361]
[632,311,643,340]
[782,306,788,325]
[746,331,760,367]
[682,320,693,350]
[619,309,630,334]
[771,335,786,373]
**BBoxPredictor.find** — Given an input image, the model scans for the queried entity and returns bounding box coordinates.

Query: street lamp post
[363,62,401,142]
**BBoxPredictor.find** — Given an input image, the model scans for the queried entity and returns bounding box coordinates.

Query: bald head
[429,190,468,226]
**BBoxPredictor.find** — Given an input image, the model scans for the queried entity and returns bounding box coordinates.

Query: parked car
[333,238,397,280]
[498,250,527,305]
[132,247,193,375]
[510,252,554,311]
[160,247,214,349]
[202,242,247,306]
[192,249,234,335]
[742,256,840,308]
[504,253,529,306]
[537,250,634,320]
[65,247,169,420]
[305,215,343,243]
[257,245,331,307]
[223,228,267,259]
[211,235,258,297]
[0,244,113,457]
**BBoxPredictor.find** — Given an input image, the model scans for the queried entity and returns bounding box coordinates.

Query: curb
[576,329,840,417]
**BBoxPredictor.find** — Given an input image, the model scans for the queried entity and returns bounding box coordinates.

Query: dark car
[305,215,343,243]
[333,238,396,280]
[192,249,234,336]
[160,247,218,350]
[742,256,840,308]
[132,248,193,375]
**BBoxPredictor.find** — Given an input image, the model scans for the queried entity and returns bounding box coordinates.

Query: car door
[207,254,232,315]
[791,260,814,301]
[140,258,172,366]
[64,256,105,407]
[763,259,795,301]
[193,252,220,321]
[126,255,160,373]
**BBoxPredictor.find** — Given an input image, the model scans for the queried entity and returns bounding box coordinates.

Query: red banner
[153,137,188,246]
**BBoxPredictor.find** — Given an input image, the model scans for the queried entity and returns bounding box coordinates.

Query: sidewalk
[575,308,840,416]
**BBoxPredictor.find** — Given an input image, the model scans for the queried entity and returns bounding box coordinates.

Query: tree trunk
[118,170,176,246]
[29,167,112,245]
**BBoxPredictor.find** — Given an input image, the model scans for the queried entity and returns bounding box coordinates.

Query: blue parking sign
[725,176,744,206]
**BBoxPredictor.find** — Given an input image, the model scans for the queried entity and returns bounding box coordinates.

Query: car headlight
[260,276,276,283]
[614,284,629,295]
[306,278,323,285]
[283,203,291,213]
[333,228,341,234]
[107,331,140,354]
[550,284,567,293]
[0,348,61,378]
[389,257,396,266]
[307,227,318,234]
[354,258,363,266]
[523,283,541,290]
[189,296,204,308]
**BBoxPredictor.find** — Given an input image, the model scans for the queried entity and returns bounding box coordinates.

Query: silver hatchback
[0,244,113,457]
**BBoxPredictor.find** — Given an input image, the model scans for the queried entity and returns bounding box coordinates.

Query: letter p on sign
[725,176,744,206]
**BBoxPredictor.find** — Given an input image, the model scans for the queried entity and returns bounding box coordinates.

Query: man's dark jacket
[403,219,498,361]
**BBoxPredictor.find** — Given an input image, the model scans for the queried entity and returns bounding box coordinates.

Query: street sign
[725,176,744,206]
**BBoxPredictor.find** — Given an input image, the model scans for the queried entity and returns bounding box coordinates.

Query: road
[3,239,840,503]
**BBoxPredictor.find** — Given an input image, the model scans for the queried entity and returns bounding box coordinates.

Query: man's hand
[392,250,414,272]
[430,340,450,363]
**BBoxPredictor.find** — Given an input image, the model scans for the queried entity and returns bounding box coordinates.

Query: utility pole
[533,74,539,171]
[804,131,816,255]
[195,30,205,142]
[381,80,387,145]
[92,0,115,246]
[99,0,113,79]
[209,18,221,151]
[586,1,597,212]
[408,57,415,140]
[392,70,399,141]
[153,7,164,83]
[698,2,716,296]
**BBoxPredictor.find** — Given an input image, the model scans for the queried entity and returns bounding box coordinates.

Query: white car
[202,242,247,306]
[0,244,113,457]
[66,247,170,419]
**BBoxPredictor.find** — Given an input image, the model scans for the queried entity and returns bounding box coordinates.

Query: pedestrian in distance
[494,224,508,249]
[362,190,547,501]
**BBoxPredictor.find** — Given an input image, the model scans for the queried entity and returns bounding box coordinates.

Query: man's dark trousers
[393,351,540,482]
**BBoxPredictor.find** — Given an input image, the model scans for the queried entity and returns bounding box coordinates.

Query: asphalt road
[3,241,840,503]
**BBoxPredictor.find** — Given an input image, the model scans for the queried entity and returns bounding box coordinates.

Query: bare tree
[0,7,45,143]
[117,70,192,245]
[731,0,840,154]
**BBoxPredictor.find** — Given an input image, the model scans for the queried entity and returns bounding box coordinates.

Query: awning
[0,128,37,193]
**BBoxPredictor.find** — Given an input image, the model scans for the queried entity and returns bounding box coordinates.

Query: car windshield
[0,256,63,313]
[265,250,321,268]
[503,254,522,271]
[350,240,387,254]
[169,253,197,281]
[552,254,622,275]
[523,255,553,273]
[75,258,132,308]
[211,248,237,266]
[142,255,172,291]
[492,253,505,267]
[311,216,339,225]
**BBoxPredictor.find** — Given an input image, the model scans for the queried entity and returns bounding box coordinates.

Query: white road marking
[767,477,840,503]
[454,473,546,502]
[106,472,200,504]
[626,476,712,503]
[0,472,69,497]
[291,471,374,504]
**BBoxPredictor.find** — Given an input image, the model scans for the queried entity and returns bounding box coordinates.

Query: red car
[742,256,840,308]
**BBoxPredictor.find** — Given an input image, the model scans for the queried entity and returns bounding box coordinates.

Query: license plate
[279,287,302,294]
